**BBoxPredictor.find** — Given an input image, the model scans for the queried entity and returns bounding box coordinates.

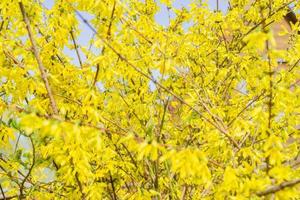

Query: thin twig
[107,0,116,38]
[19,136,35,199]
[257,179,300,196]
[180,184,187,200]
[228,91,266,127]
[0,184,6,200]
[37,28,66,67]
[70,29,83,68]
[93,64,100,86]
[54,93,82,106]
[19,2,59,116]
[0,196,17,200]
[3,50,25,69]
[288,58,300,72]
[93,1,116,86]
[109,171,118,200]
[158,98,169,140]
[14,132,21,153]
[75,172,85,199]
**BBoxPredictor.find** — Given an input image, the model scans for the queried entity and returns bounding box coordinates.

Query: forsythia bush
[0,0,300,199]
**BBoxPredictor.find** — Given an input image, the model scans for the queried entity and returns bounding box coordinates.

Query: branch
[288,58,300,72]
[0,184,5,200]
[19,136,35,199]
[75,172,85,199]
[228,90,266,127]
[180,184,187,200]
[3,50,25,69]
[257,179,300,196]
[0,195,17,200]
[70,29,83,68]
[158,98,169,141]
[109,171,118,200]
[37,28,66,67]
[93,64,100,86]
[19,2,59,116]
[93,1,116,86]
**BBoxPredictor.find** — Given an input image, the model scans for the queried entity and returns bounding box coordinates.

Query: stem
[109,171,118,200]
[0,196,17,200]
[0,184,6,200]
[19,2,59,116]
[19,136,35,199]
[257,179,300,196]
[75,172,85,199]
[93,0,116,86]
[180,184,187,200]
[70,29,83,68]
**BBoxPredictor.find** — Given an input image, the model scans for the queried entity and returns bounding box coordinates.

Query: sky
[43,0,229,66]
[41,0,229,93]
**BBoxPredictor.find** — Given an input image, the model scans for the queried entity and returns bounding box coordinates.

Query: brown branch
[109,171,118,200]
[0,21,4,32]
[0,195,17,200]
[238,131,250,149]
[3,50,25,69]
[219,25,229,52]
[195,91,226,130]
[70,29,83,68]
[228,90,266,127]
[19,2,59,116]
[19,136,35,199]
[107,0,116,38]
[54,93,82,106]
[93,1,116,86]
[93,64,100,86]
[208,159,224,169]
[158,98,169,141]
[288,58,300,72]
[37,28,66,67]
[257,179,300,196]
[75,172,85,199]
[180,184,187,200]
[120,18,153,45]
[0,184,6,200]
[261,9,273,134]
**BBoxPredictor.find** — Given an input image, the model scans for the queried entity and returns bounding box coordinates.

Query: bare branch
[257,179,300,196]
[228,90,266,127]
[93,1,116,86]
[0,195,17,200]
[288,58,300,72]
[19,136,36,199]
[109,171,118,200]
[70,29,83,68]
[75,172,85,199]
[19,2,59,116]
[3,50,25,69]
[180,184,187,200]
[0,184,6,200]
